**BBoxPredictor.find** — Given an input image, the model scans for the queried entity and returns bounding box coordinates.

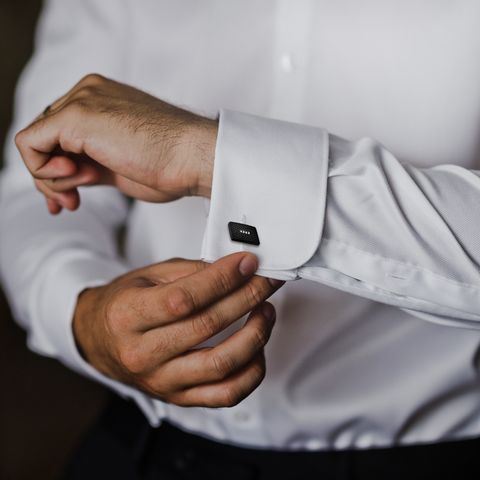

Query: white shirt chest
[128,0,480,168]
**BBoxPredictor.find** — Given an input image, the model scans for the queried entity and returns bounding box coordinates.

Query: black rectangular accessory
[228,222,260,246]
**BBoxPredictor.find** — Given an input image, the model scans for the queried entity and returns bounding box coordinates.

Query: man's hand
[15,74,217,214]
[74,252,282,407]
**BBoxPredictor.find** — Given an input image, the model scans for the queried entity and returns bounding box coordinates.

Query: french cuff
[201,109,329,279]
[30,253,164,426]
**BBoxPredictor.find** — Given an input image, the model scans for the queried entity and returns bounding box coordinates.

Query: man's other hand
[73,252,283,407]
[15,74,217,214]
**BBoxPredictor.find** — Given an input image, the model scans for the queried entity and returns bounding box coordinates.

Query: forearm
[301,135,480,328]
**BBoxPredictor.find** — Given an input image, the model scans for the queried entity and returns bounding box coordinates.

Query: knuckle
[244,280,265,308]
[74,86,98,102]
[14,130,24,148]
[169,391,189,407]
[164,284,195,318]
[104,298,119,329]
[211,269,233,296]
[104,294,132,335]
[142,374,168,399]
[80,73,105,86]
[192,308,221,338]
[252,354,267,383]
[118,345,146,375]
[219,385,244,408]
[207,350,237,380]
[164,257,182,264]
[68,96,91,114]
[194,259,208,272]
[248,322,269,350]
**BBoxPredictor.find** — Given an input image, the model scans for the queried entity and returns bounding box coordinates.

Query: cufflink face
[228,222,260,246]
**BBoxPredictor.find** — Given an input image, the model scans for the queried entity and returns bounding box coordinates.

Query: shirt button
[234,410,250,422]
[280,53,294,73]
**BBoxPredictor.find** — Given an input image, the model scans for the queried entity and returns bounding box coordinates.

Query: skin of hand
[15,74,218,214]
[74,252,283,407]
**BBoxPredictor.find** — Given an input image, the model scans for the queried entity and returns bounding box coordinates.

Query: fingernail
[263,303,276,325]
[238,255,257,278]
[268,278,284,288]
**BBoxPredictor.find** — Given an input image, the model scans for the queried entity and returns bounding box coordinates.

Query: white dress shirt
[2,0,480,450]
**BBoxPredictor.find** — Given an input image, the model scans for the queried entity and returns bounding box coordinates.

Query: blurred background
[0,2,109,478]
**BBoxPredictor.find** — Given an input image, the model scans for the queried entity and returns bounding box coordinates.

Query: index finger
[15,118,61,175]
[136,252,259,330]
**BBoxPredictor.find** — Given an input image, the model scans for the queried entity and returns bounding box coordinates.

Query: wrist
[73,286,104,367]
[186,116,218,198]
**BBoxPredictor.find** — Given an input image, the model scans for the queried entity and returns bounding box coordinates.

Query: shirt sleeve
[201,109,480,330]
[0,0,162,425]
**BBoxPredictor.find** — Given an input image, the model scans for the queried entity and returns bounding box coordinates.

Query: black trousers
[63,394,480,480]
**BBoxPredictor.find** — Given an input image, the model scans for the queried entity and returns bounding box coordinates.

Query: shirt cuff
[201,109,329,279]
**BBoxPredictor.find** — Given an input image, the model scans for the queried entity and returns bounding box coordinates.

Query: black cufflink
[228,222,260,246]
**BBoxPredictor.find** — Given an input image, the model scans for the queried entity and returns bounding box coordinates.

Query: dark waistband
[74,394,480,480]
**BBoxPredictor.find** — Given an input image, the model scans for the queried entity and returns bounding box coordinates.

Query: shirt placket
[269,0,314,123]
